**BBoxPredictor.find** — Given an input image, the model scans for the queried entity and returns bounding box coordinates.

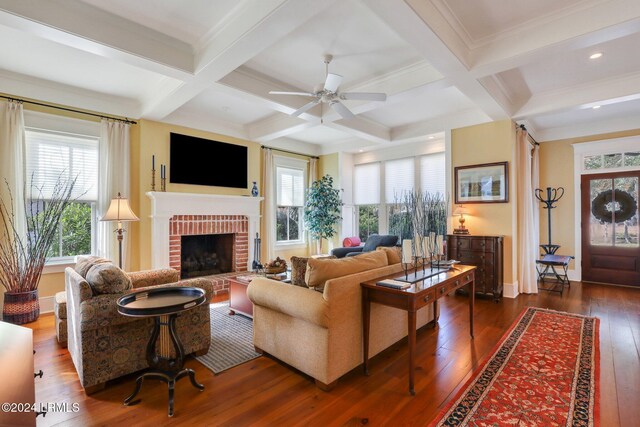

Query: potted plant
[304,174,343,254]
[0,177,76,324]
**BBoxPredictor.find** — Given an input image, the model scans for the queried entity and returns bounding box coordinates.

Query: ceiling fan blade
[291,100,320,117]
[330,101,355,120]
[269,91,316,97]
[323,73,343,93]
[340,92,387,102]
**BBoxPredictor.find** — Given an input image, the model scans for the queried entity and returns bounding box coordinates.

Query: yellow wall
[132,119,262,270]
[317,153,341,252]
[539,128,640,269]
[451,120,517,284]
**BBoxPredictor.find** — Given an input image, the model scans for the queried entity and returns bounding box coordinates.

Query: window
[385,158,414,203]
[25,130,98,261]
[420,152,446,196]
[583,151,640,172]
[353,152,446,238]
[276,166,305,243]
[354,163,381,240]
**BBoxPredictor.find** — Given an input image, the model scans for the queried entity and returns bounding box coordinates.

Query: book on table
[376,279,412,290]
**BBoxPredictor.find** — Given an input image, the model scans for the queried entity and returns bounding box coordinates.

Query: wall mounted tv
[170,132,248,188]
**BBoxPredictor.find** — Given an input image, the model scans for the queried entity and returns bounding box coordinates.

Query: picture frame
[454,161,509,204]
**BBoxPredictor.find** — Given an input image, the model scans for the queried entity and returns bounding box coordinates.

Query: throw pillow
[376,246,402,265]
[362,234,399,252]
[305,250,388,292]
[290,256,309,287]
[85,263,132,295]
[342,236,362,247]
[74,255,111,278]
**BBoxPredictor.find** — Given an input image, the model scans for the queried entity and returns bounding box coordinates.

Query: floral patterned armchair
[65,259,212,394]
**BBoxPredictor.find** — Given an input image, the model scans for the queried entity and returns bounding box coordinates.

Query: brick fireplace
[147,192,262,295]
[169,215,249,275]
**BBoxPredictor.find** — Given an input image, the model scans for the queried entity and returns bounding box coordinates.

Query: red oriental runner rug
[430,307,599,427]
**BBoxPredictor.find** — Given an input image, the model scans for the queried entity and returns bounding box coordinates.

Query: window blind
[354,162,380,205]
[25,130,98,201]
[276,167,304,206]
[385,157,414,202]
[420,152,445,196]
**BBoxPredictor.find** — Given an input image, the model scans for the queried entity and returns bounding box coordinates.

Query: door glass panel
[624,152,640,167]
[584,155,602,170]
[590,179,613,246]
[613,177,639,247]
[604,153,623,168]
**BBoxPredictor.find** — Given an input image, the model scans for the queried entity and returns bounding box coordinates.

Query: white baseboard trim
[39,296,54,314]
[503,281,519,299]
[567,269,580,282]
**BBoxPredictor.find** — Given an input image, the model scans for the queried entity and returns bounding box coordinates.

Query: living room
[0,1,639,426]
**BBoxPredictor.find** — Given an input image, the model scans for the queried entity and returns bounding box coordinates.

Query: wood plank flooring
[28,281,640,426]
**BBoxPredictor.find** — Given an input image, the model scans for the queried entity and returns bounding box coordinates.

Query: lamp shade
[453,205,470,216]
[101,193,139,222]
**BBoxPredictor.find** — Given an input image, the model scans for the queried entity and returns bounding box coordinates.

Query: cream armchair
[65,264,212,394]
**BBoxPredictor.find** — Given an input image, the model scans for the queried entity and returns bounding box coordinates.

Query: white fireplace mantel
[146,192,263,269]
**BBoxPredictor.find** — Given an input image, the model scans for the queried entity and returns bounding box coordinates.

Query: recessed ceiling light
[592,105,601,109]
[358,149,364,153]
[589,52,603,60]
[428,136,435,139]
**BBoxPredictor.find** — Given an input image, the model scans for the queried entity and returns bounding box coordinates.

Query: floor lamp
[100,192,139,268]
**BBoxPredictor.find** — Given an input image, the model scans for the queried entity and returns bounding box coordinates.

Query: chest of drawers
[447,234,504,300]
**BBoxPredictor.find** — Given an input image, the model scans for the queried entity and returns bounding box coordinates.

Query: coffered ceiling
[0,0,638,155]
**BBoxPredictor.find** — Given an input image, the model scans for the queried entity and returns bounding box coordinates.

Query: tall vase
[3,290,40,324]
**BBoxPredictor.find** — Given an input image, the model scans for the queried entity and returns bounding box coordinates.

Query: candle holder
[161,176,166,192]
[151,168,156,191]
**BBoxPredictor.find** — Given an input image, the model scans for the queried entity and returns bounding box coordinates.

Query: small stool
[536,254,574,296]
[54,291,67,347]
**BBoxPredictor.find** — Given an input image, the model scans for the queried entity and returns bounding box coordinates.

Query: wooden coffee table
[361,265,476,395]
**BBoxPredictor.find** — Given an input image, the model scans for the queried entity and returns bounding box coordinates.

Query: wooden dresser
[447,234,504,301]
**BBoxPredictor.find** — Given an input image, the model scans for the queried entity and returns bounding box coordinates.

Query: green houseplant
[304,174,343,254]
[0,177,76,324]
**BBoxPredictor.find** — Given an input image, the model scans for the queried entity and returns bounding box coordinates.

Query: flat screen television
[170,132,248,188]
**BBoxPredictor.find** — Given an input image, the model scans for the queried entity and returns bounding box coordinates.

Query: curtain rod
[517,124,540,146]
[261,145,319,159]
[0,95,137,125]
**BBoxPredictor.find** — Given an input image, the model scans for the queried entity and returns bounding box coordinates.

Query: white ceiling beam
[0,0,193,80]
[142,0,339,120]
[391,108,491,143]
[0,69,141,118]
[514,72,640,118]
[325,117,390,145]
[470,0,640,78]
[220,67,322,119]
[247,113,319,142]
[535,113,640,142]
[366,0,509,121]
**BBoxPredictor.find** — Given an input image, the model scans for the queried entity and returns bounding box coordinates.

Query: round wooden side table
[117,286,207,417]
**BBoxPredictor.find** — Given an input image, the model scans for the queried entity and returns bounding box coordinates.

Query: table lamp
[101,192,139,268]
[453,205,470,235]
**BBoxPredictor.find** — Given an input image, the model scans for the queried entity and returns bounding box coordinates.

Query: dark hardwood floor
[29,281,640,426]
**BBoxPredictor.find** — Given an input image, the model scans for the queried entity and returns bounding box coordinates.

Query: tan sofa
[247,252,434,389]
[65,259,212,394]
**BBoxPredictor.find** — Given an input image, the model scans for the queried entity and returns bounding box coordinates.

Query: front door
[581,171,640,286]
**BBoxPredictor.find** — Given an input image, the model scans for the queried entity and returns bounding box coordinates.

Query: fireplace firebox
[180,234,233,279]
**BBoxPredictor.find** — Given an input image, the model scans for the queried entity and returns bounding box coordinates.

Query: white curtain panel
[0,100,27,240]
[516,128,540,294]
[262,148,275,261]
[98,119,131,269]
[307,157,318,255]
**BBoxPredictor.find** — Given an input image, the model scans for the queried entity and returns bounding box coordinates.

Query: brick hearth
[169,214,248,295]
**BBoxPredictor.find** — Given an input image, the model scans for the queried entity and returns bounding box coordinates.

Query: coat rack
[535,187,564,255]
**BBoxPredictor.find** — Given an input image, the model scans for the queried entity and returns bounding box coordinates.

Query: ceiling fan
[269,55,387,120]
